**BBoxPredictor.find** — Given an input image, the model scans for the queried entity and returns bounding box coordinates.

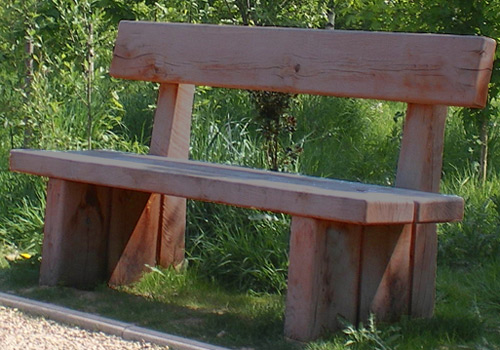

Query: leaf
[144,264,166,277]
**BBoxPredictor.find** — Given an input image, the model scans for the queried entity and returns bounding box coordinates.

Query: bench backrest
[110,21,495,108]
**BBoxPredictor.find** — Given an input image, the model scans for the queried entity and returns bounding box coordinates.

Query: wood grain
[40,179,110,288]
[284,217,362,340]
[9,149,464,225]
[358,224,412,322]
[150,83,194,268]
[395,104,448,318]
[107,189,158,286]
[110,21,496,108]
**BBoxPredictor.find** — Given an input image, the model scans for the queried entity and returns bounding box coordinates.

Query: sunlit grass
[1,257,500,350]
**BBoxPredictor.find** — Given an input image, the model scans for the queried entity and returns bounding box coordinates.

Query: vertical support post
[285,217,412,341]
[40,179,111,288]
[396,103,447,317]
[150,83,195,268]
[107,83,195,285]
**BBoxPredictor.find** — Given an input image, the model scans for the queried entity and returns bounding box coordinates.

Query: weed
[341,315,400,350]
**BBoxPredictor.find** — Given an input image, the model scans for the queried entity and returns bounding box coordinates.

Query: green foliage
[190,87,262,166]
[294,95,402,184]
[0,0,127,150]
[250,91,302,171]
[439,173,500,266]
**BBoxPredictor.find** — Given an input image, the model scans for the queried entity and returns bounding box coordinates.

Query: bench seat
[10,149,463,226]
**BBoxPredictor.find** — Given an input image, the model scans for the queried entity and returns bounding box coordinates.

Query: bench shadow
[0,258,300,350]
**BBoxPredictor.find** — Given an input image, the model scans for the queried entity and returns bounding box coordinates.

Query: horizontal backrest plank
[110,21,495,107]
[10,149,464,224]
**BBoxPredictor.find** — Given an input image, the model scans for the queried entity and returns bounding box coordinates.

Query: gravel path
[0,306,169,350]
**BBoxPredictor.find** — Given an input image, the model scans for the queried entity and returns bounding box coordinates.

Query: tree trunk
[479,114,489,183]
[86,21,94,150]
[22,29,34,148]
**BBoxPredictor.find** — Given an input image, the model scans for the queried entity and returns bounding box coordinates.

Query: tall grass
[293,95,403,184]
[439,172,500,266]
[186,88,289,293]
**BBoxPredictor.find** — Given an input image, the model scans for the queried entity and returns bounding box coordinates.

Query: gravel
[0,306,170,350]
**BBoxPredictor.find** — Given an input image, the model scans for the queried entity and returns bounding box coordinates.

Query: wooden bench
[9,21,495,341]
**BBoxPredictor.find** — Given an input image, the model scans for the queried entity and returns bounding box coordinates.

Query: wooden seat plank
[10,149,463,225]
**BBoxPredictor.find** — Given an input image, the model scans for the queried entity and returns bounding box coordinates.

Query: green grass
[439,173,500,266]
[1,255,500,350]
[0,258,297,349]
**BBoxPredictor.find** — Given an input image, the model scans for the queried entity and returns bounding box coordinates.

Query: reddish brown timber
[111,21,495,108]
[10,149,463,225]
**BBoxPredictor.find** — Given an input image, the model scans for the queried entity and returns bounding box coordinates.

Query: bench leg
[284,217,411,341]
[40,179,111,288]
[408,223,437,318]
[40,178,161,288]
[107,192,187,284]
[284,218,362,340]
